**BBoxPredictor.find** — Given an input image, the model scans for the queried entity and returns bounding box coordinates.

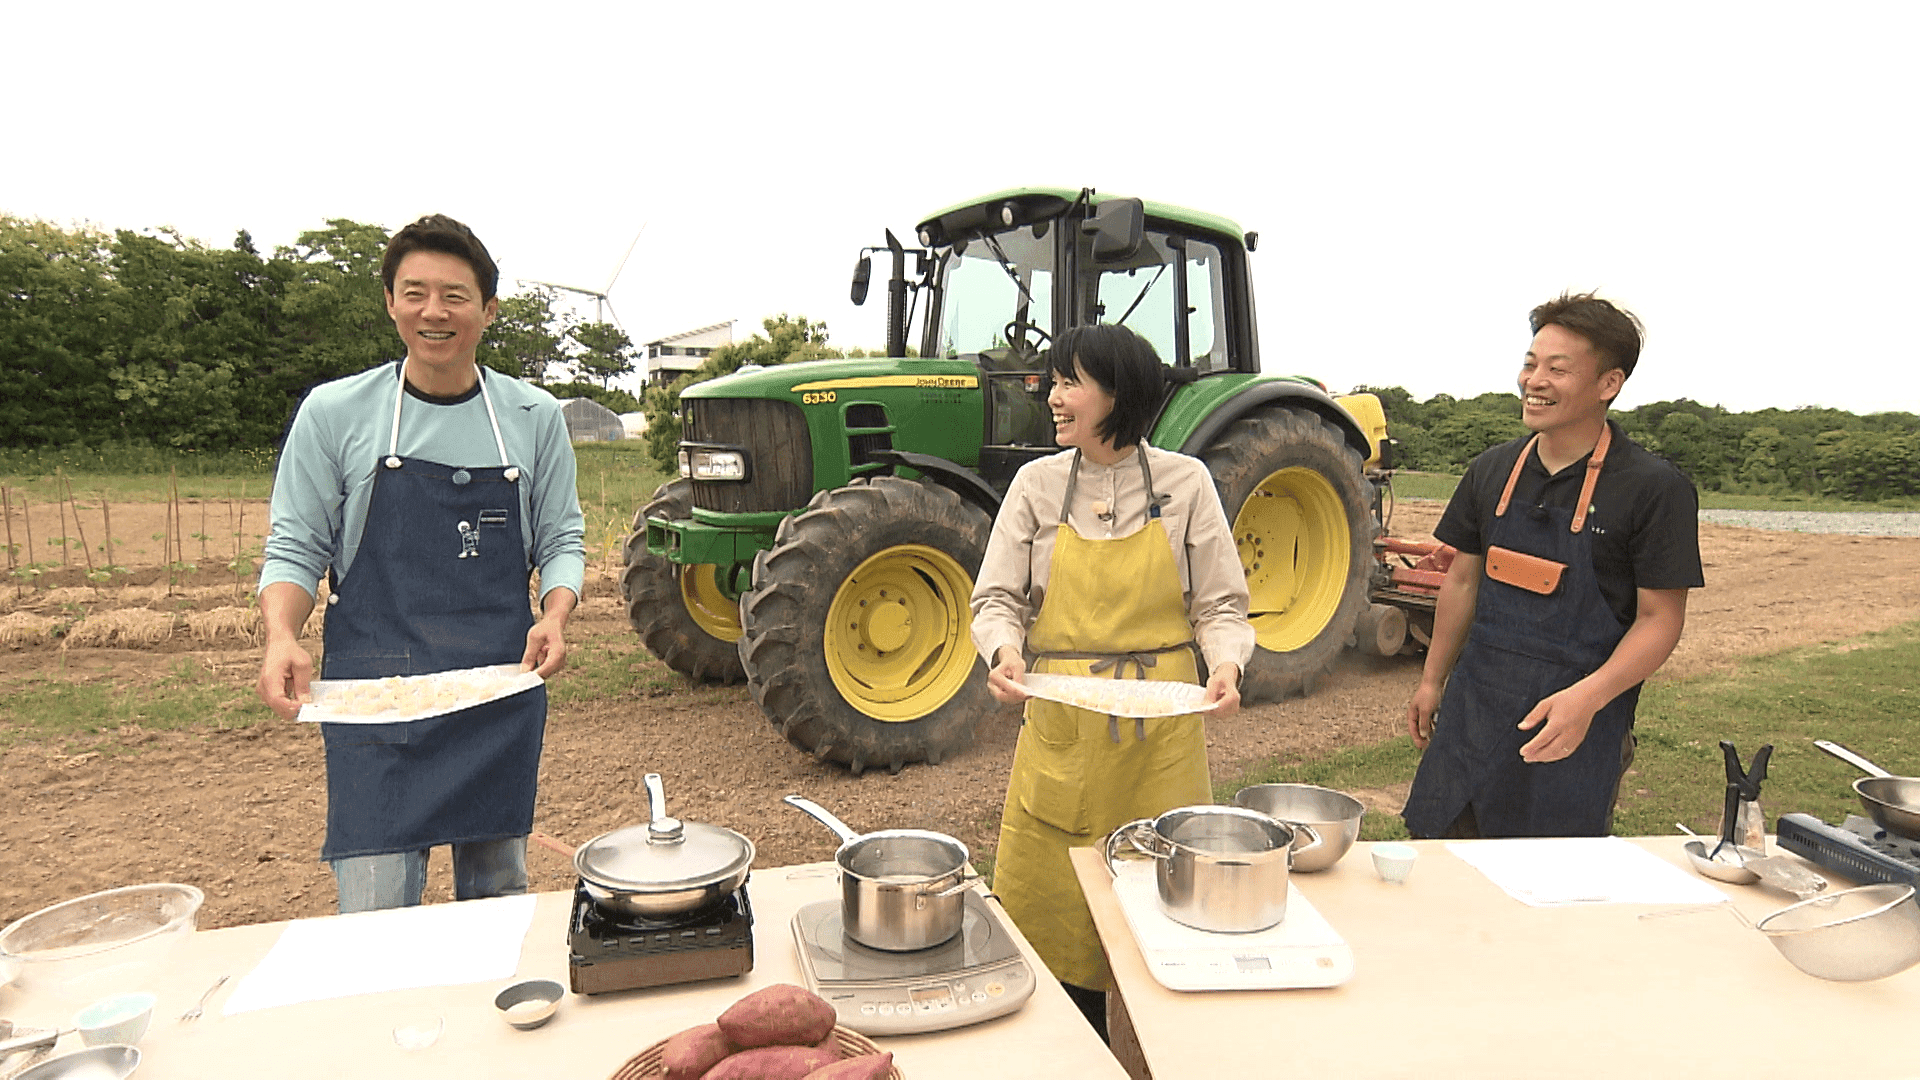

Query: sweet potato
[715,984,837,1049]
[700,1044,840,1080]
[662,1022,734,1080]
[802,1051,895,1080]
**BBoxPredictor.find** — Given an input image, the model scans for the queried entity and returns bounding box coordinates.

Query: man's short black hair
[1049,324,1166,450]
[1529,291,1643,380]
[381,214,499,303]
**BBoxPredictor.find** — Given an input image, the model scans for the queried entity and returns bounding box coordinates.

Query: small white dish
[74,991,156,1047]
[391,1012,444,1050]
[1372,843,1419,884]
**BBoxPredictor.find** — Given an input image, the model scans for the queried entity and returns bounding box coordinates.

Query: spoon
[0,1026,72,1058]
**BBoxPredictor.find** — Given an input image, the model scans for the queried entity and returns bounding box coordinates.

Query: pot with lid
[784,795,976,952]
[1106,805,1322,933]
[575,774,755,919]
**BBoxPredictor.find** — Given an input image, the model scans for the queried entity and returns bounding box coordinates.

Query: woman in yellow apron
[969,324,1254,1036]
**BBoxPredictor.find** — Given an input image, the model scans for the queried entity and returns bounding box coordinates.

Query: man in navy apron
[1402,293,1703,838]
[256,215,585,911]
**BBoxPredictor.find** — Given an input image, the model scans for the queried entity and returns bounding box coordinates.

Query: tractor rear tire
[621,480,747,685]
[1201,407,1374,703]
[738,477,991,775]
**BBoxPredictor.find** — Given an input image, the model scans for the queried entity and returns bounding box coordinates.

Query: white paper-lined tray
[1019,672,1216,717]
[297,663,542,724]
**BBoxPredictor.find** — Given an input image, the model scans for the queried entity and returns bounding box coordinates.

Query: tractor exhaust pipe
[884,229,908,358]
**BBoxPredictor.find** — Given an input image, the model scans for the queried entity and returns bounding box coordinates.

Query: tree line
[5,217,1914,501]
[1366,386,1920,501]
[0,216,641,450]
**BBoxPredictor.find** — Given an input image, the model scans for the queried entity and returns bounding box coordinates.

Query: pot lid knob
[644,772,685,843]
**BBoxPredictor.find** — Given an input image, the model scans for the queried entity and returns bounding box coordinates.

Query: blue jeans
[330,836,529,914]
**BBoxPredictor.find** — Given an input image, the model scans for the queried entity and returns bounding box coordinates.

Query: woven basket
[609,1025,904,1080]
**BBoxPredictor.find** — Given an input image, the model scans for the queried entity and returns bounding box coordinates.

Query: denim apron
[317,362,546,860]
[1402,427,1635,838]
[994,447,1210,990]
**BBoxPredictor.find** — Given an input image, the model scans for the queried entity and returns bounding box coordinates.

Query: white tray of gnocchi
[297,663,543,724]
[1018,672,1216,718]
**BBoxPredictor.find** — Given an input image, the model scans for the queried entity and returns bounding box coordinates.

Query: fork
[178,974,230,1022]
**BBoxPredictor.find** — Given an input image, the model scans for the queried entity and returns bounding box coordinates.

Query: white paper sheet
[222,894,538,1015]
[1446,837,1730,907]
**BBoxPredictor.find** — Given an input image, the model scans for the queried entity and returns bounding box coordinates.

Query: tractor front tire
[1201,407,1374,703]
[739,477,991,775]
[621,480,747,685]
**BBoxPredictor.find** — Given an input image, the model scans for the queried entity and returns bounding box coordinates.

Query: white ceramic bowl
[1372,843,1419,884]
[75,991,157,1047]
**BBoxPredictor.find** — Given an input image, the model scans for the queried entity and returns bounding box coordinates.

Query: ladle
[1677,823,1828,899]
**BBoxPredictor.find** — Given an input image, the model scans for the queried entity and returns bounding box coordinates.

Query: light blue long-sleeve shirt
[259,361,586,604]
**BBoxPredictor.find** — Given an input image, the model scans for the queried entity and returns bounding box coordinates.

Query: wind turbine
[521,223,646,331]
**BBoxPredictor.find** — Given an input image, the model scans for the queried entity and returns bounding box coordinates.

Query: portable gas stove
[791,890,1034,1036]
[568,880,754,995]
[1776,812,1920,890]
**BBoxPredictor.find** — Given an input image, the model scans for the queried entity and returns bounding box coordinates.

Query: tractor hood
[680,356,982,401]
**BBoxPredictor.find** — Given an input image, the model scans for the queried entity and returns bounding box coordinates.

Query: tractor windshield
[934,223,1054,364]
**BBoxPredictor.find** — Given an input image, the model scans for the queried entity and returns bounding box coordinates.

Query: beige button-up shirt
[969,446,1255,677]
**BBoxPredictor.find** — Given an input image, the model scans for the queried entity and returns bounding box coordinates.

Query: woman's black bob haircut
[1048,324,1166,450]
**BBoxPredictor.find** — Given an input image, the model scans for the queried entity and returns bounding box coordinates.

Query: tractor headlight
[685,448,748,482]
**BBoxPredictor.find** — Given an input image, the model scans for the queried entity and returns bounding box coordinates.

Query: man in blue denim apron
[257,216,584,911]
[1403,293,1702,838]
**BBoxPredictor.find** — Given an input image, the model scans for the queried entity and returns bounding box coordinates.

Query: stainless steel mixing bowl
[1232,784,1364,872]
[1755,883,1920,981]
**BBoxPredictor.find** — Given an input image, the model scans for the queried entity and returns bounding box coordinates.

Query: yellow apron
[993,448,1211,990]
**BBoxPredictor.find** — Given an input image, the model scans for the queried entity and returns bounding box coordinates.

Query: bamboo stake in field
[199,498,208,560]
[166,466,179,596]
[3,486,17,600]
[101,495,115,572]
[63,475,97,588]
[22,494,35,582]
[56,467,71,568]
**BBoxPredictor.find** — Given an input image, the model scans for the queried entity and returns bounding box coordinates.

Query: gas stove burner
[568,879,754,995]
[1777,813,1920,890]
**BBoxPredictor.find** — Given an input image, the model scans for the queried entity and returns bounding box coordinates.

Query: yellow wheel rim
[680,564,743,643]
[1233,466,1352,653]
[823,544,976,722]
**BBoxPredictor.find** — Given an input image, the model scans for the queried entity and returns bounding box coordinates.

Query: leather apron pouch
[1485,545,1566,595]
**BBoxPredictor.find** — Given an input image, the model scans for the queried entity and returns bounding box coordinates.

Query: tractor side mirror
[1083,198,1144,262]
[850,254,873,305]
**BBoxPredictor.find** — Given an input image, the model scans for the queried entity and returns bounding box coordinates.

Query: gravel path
[1697,509,1920,536]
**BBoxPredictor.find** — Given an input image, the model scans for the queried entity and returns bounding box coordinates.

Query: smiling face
[385,250,498,391]
[1048,357,1117,453]
[1518,323,1624,436]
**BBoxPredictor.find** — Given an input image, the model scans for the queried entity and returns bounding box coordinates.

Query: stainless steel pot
[1231,783,1364,872]
[784,795,975,952]
[1105,805,1322,933]
[1816,740,1920,840]
[574,774,755,919]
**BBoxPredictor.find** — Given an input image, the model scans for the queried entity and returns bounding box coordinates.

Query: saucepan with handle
[1815,740,1920,840]
[783,795,977,952]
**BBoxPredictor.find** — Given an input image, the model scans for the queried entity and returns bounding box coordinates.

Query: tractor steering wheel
[1003,321,1051,356]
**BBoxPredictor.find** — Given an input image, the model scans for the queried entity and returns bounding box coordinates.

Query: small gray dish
[494,978,564,1030]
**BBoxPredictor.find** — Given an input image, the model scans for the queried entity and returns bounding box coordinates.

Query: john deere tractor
[623,188,1393,774]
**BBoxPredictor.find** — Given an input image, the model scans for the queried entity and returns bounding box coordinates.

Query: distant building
[644,321,734,386]
[559,397,626,442]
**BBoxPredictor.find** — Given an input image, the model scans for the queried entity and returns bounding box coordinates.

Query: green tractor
[623,188,1395,774]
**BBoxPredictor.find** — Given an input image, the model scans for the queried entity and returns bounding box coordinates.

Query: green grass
[1217,619,1920,839]
[0,658,257,751]
[1390,470,1917,512]
[545,627,690,706]
[570,443,674,567]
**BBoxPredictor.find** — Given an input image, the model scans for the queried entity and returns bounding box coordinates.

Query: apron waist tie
[1030,641,1200,743]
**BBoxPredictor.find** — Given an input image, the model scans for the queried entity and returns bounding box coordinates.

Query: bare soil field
[4,499,1919,928]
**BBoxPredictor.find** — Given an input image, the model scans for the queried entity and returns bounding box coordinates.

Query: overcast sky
[8,2,1915,415]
